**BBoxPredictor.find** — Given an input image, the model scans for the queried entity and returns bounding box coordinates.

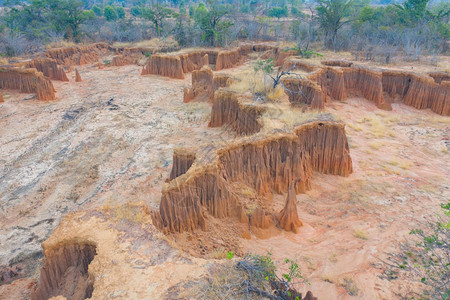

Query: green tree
[92,5,102,17]
[316,0,355,49]
[130,6,143,17]
[267,6,288,18]
[141,5,174,37]
[193,0,233,46]
[115,6,125,19]
[104,6,118,21]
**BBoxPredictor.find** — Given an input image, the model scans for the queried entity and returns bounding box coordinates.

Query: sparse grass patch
[353,229,368,240]
[368,141,384,150]
[45,40,76,49]
[107,202,150,224]
[358,116,394,138]
[347,122,363,132]
[265,85,285,102]
[112,37,178,49]
[211,247,229,259]
[329,253,338,263]
[322,274,335,283]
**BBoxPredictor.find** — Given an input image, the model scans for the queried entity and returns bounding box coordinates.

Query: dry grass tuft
[45,40,76,49]
[0,57,8,65]
[265,85,285,102]
[358,116,393,138]
[347,122,363,132]
[102,201,150,224]
[353,229,368,240]
[113,37,178,49]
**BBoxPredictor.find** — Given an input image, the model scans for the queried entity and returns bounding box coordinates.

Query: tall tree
[194,0,233,46]
[316,0,354,49]
[142,4,174,37]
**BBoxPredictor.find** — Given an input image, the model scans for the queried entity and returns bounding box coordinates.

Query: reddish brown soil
[0,59,448,299]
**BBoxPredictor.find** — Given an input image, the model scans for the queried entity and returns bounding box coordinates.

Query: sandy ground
[242,99,449,299]
[0,61,449,299]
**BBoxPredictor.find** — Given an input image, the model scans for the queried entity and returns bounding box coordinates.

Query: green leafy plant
[227,251,234,260]
[237,253,309,299]
[283,46,323,59]
[382,203,449,299]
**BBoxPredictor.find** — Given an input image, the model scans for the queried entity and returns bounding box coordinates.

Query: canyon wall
[0,67,56,100]
[26,58,68,81]
[382,71,450,116]
[309,67,347,101]
[209,90,265,135]
[31,243,96,300]
[141,54,185,79]
[183,66,214,103]
[282,76,326,109]
[343,67,392,110]
[156,120,352,233]
[169,148,196,180]
[216,49,241,71]
[46,43,109,66]
[180,52,210,73]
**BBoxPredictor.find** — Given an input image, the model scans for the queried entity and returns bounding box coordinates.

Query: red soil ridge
[154,120,352,233]
[31,243,96,300]
[209,89,265,135]
[0,67,56,100]
[26,58,69,81]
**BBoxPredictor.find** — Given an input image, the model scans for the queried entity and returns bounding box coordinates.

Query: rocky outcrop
[277,183,302,233]
[169,148,196,180]
[216,49,241,71]
[209,90,265,135]
[46,43,109,66]
[141,54,185,79]
[343,67,392,110]
[31,243,96,300]
[183,66,214,103]
[0,67,56,100]
[156,120,352,233]
[382,71,450,116]
[75,69,82,82]
[26,58,69,81]
[282,76,326,109]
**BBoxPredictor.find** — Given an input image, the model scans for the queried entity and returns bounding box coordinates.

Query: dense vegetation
[0,0,448,62]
